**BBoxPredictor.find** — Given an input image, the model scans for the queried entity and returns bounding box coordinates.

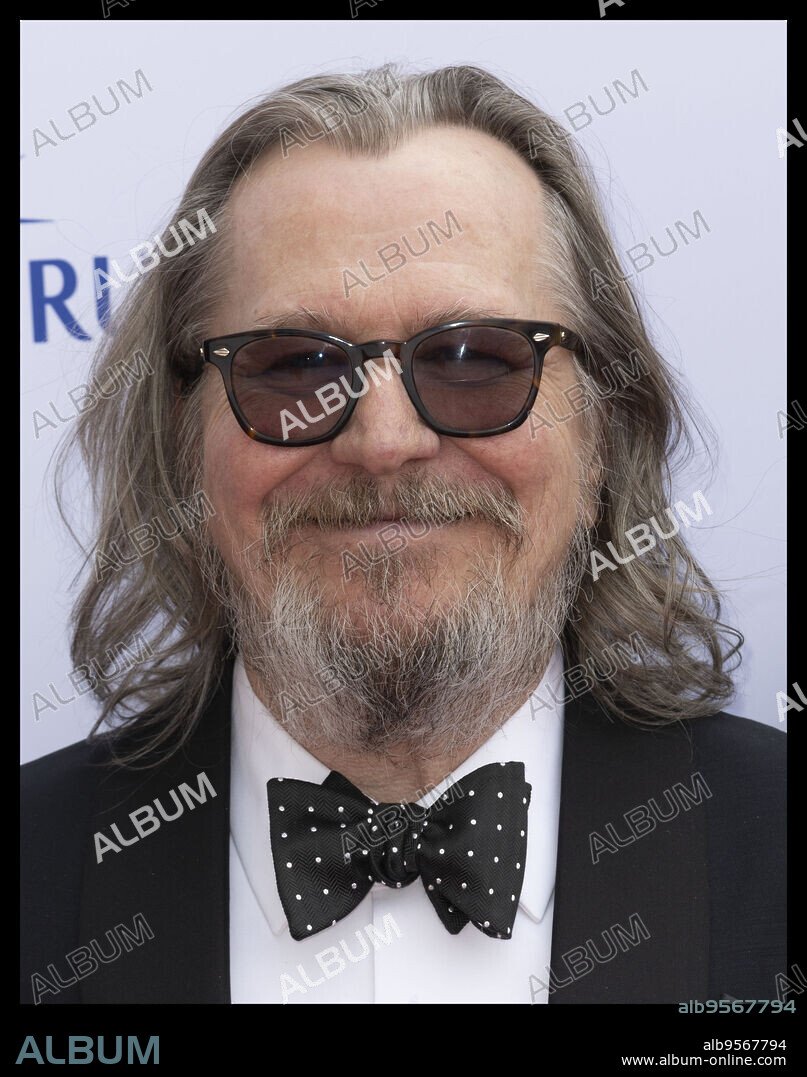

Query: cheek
[520,362,591,522]
[199,380,298,565]
[202,386,251,506]
[467,405,585,550]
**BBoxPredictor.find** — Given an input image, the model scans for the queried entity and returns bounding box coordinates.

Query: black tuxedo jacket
[20,660,786,1004]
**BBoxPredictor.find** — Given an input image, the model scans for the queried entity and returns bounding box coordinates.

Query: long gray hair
[53,62,741,765]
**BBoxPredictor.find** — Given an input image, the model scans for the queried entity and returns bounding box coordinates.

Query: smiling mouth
[297,514,462,531]
[329,516,415,529]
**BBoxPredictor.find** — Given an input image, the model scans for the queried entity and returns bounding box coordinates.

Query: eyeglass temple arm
[555,326,582,353]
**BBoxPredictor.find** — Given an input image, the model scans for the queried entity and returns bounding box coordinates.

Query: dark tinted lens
[412,328,536,432]
[231,336,352,442]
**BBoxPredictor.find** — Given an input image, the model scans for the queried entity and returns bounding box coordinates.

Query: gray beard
[200,474,591,755]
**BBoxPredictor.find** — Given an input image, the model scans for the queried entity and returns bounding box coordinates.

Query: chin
[305,568,466,635]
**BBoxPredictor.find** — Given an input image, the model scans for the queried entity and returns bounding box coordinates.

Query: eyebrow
[248,301,512,340]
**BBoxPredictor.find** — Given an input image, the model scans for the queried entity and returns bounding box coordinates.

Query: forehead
[218,125,549,335]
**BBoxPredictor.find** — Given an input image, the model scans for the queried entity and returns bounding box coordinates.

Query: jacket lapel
[548,692,710,1003]
[78,662,234,1003]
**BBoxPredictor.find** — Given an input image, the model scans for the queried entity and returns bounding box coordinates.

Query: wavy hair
[53,62,742,765]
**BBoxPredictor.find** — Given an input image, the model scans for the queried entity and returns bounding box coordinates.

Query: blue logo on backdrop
[26,247,112,343]
[22,157,111,343]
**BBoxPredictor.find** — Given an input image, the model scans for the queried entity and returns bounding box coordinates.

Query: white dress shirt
[228,646,565,1003]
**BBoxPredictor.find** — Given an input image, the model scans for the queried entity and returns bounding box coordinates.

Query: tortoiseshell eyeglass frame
[200,319,582,446]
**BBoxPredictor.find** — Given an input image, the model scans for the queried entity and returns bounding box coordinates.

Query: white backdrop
[20,19,787,764]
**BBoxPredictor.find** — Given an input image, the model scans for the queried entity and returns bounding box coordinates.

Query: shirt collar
[229,647,565,936]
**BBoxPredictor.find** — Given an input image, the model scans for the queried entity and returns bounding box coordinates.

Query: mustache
[260,472,527,556]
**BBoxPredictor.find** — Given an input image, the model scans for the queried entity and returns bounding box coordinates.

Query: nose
[328,341,441,475]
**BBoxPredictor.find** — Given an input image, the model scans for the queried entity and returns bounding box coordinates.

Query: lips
[350,516,404,527]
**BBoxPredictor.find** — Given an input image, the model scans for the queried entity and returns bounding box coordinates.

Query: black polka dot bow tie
[266,761,531,941]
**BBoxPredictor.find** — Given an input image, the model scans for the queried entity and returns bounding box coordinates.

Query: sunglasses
[200,319,582,447]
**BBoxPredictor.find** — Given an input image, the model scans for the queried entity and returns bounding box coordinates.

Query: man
[21,63,785,1005]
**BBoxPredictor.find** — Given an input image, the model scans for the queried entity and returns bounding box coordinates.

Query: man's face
[201,125,591,631]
